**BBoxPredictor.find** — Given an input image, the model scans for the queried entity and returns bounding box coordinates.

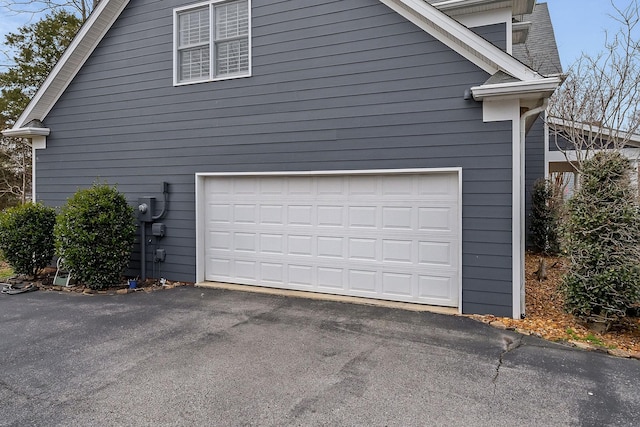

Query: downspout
[32,145,37,202]
[518,98,549,318]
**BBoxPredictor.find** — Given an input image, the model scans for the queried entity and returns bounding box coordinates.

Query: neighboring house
[545,117,640,196]
[2,0,562,318]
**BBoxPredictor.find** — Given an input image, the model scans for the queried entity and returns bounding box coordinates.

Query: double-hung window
[174,0,250,85]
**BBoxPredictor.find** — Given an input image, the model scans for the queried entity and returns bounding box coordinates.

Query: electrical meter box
[137,197,155,222]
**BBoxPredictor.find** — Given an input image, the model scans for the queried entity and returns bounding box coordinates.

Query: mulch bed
[471,253,640,359]
[3,265,193,295]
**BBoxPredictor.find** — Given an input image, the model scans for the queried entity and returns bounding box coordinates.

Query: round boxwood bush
[0,203,56,277]
[55,183,136,290]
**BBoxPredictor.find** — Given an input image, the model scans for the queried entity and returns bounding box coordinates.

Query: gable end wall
[37,0,514,316]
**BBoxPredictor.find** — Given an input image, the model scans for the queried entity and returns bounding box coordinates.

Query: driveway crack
[492,335,523,394]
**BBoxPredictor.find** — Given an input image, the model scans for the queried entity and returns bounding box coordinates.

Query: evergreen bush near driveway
[55,183,136,290]
[0,203,56,277]
[562,152,640,326]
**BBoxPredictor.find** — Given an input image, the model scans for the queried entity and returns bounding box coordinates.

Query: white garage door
[203,171,460,307]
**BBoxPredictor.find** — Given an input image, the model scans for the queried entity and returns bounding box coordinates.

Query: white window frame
[173,0,252,86]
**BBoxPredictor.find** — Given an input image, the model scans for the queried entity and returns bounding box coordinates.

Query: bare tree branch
[548,1,640,172]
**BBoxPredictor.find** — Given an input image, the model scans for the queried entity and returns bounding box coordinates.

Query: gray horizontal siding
[525,115,546,248]
[37,0,513,316]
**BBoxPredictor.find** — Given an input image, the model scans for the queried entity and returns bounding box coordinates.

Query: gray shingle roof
[512,2,563,75]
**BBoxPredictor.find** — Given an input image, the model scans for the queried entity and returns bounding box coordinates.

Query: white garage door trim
[196,168,462,313]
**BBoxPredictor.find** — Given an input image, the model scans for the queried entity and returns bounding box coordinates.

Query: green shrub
[0,203,56,277]
[562,152,640,325]
[529,178,561,255]
[55,183,136,290]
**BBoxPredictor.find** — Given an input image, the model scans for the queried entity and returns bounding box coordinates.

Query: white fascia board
[547,116,640,146]
[471,77,561,101]
[13,0,130,128]
[380,0,541,81]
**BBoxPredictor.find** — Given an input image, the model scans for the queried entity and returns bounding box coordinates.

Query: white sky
[0,1,637,71]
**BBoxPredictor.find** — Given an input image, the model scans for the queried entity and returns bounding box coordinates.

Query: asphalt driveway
[1,287,638,426]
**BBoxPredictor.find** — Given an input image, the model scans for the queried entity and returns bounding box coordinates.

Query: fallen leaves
[475,253,640,355]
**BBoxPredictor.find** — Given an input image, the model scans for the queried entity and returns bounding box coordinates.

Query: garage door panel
[260,205,284,225]
[382,272,413,296]
[204,172,460,307]
[348,206,377,228]
[419,241,456,266]
[348,238,377,261]
[418,206,456,231]
[234,204,257,224]
[382,206,413,230]
[210,204,232,223]
[317,236,344,258]
[382,239,413,263]
[419,275,455,300]
[234,178,258,195]
[317,205,344,227]
[288,205,313,226]
[349,176,377,196]
[235,260,257,281]
[348,270,377,293]
[318,267,345,289]
[289,264,313,287]
[260,233,284,254]
[418,173,457,196]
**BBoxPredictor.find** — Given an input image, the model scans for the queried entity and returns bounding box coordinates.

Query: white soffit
[13,0,130,128]
[431,0,535,16]
[380,0,541,81]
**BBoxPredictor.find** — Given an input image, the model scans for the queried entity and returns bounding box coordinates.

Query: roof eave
[432,0,535,16]
[471,76,562,101]
[2,127,51,138]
